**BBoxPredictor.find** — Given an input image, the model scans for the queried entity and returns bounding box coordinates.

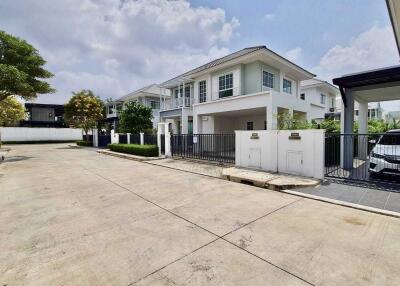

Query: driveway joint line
[87,167,313,286]
[59,151,314,286]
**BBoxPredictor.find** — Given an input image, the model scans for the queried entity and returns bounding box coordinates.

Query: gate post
[140,132,144,145]
[165,132,171,157]
[127,133,131,144]
[93,129,98,147]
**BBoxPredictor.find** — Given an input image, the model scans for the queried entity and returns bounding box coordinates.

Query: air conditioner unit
[329,108,335,112]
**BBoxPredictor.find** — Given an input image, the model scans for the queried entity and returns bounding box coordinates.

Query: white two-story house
[106,84,169,130]
[159,45,316,134]
[300,78,339,121]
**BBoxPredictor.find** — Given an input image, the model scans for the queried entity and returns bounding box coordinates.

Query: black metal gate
[325,132,400,190]
[119,134,128,144]
[171,134,235,164]
[144,134,157,145]
[160,134,165,155]
[98,134,111,147]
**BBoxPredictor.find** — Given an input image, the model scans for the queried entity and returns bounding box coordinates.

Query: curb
[97,149,400,219]
[278,189,400,219]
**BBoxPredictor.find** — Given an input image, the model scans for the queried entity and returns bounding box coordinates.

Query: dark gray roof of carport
[332,65,400,107]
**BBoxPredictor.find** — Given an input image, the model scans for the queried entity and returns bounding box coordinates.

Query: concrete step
[222,167,320,190]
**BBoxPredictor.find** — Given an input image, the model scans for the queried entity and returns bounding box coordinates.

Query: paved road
[1,144,400,285]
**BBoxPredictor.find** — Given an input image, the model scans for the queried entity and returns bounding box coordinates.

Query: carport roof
[332,65,400,107]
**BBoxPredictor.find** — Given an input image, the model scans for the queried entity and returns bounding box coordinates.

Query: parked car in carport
[369,130,400,176]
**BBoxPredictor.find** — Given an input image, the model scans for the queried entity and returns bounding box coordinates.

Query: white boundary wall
[235,130,325,179]
[0,127,83,142]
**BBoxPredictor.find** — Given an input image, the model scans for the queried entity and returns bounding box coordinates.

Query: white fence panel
[0,127,83,142]
[235,130,325,180]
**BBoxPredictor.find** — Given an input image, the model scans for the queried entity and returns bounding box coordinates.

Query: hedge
[108,143,158,157]
[76,140,93,147]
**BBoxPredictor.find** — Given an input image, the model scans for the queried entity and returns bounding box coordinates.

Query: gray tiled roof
[161,46,266,86]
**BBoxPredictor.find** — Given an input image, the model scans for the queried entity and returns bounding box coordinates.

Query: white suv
[369,130,400,175]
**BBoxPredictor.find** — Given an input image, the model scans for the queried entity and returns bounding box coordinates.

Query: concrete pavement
[1,144,400,285]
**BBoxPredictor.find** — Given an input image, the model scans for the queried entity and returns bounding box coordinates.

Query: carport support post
[127,133,131,144]
[358,100,368,160]
[341,88,354,170]
[140,132,144,145]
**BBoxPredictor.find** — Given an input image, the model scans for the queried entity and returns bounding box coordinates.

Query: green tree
[0,96,26,146]
[0,30,55,102]
[277,112,311,130]
[64,90,104,141]
[119,101,153,134]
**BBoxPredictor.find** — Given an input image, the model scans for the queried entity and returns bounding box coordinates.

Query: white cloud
[0,0,239,103]
[285,47,302,62]
[313,25,398,81]
[263,13,275,21]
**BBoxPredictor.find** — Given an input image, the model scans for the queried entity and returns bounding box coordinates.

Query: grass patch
[108,143,158,157]
[76,140,93,147]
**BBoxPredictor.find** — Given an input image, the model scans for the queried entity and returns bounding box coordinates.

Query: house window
[355,110,359,116]
[320,94,326,105]
[300,93,305,100]
[263,71,274,88]
[331,98,335,108]
[108,106,113,114]
[199,80,206,103]
[371,109,376,118]
[246,121,253,130]
[150,100,160,109]
[283,79,292,94]
[219,73,233,98]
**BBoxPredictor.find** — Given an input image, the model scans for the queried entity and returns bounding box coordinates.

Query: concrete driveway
[1,144,400,286]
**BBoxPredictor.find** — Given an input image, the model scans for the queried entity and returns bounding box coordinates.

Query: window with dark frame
[283,79,292,94]
[320,93,326,105]
[219,73,233,98]
[263,71,274,88]
[199,80,206,103]
[300,93,305,100]
[246,121,253,130]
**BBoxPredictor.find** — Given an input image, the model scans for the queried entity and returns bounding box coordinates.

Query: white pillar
[340,89,354,170]
[140,132,144,145]
[358,100,368,160]
[267,106,278,130]
[127,133,131,144]
[93,129,98,147]
[181,114,189,134]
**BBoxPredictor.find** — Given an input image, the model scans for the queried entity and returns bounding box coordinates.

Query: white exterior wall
[300,85,337,119]
[235,130,325,179]
[0,127,83,142]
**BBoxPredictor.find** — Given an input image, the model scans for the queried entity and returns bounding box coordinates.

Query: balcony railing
[161,96,193,110]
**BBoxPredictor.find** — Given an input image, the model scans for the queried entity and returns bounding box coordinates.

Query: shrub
[76,140,93,147]
[108,143,158,157]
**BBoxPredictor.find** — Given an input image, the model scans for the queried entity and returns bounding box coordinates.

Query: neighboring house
[300,78,339,121]
[20,103,66,127]
[105,84,170,130]
[385,110,400,122]
[159,45,315,134]
[331,99,385,121]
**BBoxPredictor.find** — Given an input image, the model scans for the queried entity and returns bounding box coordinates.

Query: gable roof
[161,45,315,87]
[117,84,160,101]
[301,78,339,91]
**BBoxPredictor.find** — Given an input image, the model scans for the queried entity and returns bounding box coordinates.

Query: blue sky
[0,0,398,109]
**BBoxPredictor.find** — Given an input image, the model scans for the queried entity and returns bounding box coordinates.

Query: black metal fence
[130,134,140,145]
[119,134,128,144]
[82,134,93,142]
[171,134,235,164]
[144,134,157,145]
[325,133,400,189]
